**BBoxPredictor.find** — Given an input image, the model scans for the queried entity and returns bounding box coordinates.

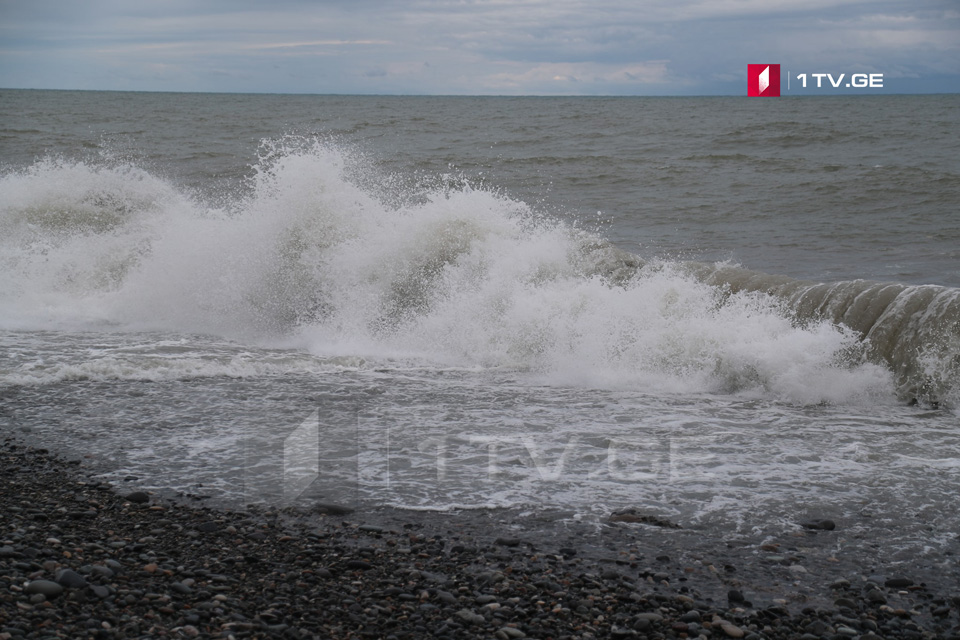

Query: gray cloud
[0,0,956,94]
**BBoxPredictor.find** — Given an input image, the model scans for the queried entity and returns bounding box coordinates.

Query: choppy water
[1,90,958,562]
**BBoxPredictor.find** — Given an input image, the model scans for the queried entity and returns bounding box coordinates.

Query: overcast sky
[1,0,957,95]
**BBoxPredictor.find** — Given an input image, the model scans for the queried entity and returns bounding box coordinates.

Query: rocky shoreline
[1,438,959,639]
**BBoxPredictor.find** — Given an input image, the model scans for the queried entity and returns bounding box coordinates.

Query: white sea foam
[0,141,933,404]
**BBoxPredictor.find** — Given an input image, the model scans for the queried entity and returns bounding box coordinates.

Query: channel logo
[747,64,780,97]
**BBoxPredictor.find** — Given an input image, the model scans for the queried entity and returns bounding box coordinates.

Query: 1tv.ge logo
[748,64,884,96]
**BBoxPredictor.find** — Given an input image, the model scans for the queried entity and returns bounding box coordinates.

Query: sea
[1,90,958,564]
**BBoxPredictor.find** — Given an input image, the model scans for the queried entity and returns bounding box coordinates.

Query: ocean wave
[0,139,955,405]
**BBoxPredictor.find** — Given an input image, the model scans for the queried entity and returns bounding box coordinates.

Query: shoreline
[1,438,958,639]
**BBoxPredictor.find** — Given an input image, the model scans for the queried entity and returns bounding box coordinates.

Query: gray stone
[866,589,887,604]
[25,580,63,597]
[55,569,88,589]
[314,503,354,515]
[494,537,521,547]
[89,585,110,599]
[171,581,192,594]
[679,610,701,623]
[635,612,663,622]
[456,609,486,624]
[805,620,834,636]
[884,577,914,589]
[90,565,114,578]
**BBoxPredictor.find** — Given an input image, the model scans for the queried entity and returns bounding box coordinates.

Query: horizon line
[3,86,957,98]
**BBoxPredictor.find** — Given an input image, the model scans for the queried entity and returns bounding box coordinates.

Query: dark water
[0,90,958,569]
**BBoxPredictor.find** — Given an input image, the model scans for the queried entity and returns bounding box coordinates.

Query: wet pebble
[25,580,63,597]
[55,568,88,588]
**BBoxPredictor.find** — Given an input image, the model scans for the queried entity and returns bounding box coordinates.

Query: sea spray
[688,261,960,404]
[1,140,953,405]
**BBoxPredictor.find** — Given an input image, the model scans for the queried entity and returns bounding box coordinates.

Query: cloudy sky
[1,0,957,95]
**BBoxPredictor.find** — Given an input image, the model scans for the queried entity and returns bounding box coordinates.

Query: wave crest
[1,140,954,405]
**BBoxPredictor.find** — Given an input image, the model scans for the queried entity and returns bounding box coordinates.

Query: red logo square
[747,64,780,96]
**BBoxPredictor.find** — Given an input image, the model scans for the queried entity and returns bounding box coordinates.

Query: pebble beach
[2,439,958,640]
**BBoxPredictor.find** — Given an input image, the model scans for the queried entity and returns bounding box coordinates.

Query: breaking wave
[1,141,956,405]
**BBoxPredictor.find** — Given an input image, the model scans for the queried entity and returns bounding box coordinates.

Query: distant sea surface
[1,90,958,564]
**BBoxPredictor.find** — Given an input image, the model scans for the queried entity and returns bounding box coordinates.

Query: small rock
[456,609,486,624]
[884,577,914,589]
[714,617,744,638]
[55,569,88,589]
[679,610,701,623]
[25,580,63,598]
[805,620,834,636]
[314,503,354,515]
[359,525,384,533]
[800,519,836,531]
[171,582,192,594]
[728,589,745,603]
[125,491,150,504]
[89,585,110,599]
[635,612,663,622]
[90,565,114,579]
[866,589,887,604]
